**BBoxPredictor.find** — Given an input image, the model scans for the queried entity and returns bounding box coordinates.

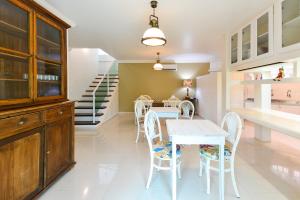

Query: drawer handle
[18,118,26,125]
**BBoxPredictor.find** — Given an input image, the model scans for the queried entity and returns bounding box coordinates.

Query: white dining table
[150,107,180,119]
[166,119,229,200]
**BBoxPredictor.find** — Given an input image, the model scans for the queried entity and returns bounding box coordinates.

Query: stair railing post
[93,90,95,123]
[107,73,109,94]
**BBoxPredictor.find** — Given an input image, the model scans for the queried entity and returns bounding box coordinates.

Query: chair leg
[135,125,140,143]
[230,163,240,198]
[206,159,211,194]
[146,159,154,189]
[157,159,162,171]
[177,161,182,179]
[199,157,203,177]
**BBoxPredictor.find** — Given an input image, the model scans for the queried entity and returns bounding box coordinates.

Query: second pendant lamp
[153,52,163,70]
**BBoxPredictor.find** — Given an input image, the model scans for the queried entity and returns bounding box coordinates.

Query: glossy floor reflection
[39,114,300,200]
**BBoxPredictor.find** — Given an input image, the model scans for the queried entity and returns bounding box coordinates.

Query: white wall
[196,72,222,125]
[68,48,115,100]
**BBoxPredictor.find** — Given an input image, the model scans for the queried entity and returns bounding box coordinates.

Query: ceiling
[46,0,273,62]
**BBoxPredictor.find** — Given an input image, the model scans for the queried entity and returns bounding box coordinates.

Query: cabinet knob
[18,120,25,125]
[59,111,63,115]
[46,151,51,154]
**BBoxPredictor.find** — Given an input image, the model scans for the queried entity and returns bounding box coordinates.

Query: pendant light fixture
[153,52,163,70]
[141,1,167,46]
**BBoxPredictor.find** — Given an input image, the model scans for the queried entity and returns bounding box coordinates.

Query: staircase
[74,73,119,127]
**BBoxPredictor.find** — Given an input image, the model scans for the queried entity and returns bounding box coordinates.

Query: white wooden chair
[136,95,153,111]
[144,110,182,189]
[135,100,146,143]
[163,96,181,108]
[199,112,242,198]
[178,100,194,119]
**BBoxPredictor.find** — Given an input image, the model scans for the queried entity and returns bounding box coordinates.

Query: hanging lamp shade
[153,62,163,70]
[153,52,163,70]
[142,27,166,46]
[141,1,167,46]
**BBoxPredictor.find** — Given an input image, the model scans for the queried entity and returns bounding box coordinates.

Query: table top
[166,120,229,138]
[134,100,154,103]
[150,107,179,113]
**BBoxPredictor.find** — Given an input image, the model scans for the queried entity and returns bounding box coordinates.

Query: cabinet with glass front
[0,0,69,108]
[277,0,300,51]
[255,7,273,57]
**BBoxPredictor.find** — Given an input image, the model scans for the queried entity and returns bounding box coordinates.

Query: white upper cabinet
[231,33,238,64]
[242,24,252,61]
[229,7,274,67]
[275,0,300,52]
[255,7,274,58]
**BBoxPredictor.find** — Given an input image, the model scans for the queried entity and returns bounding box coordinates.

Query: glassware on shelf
[37,61,61,97]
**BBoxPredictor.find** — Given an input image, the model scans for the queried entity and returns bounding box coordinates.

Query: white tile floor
[39,113,300,200]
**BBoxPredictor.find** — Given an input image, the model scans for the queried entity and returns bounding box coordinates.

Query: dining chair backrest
[135,100,146,122]
[164,101,180,108]
[142,95,152,100]
[144,111,162,148]
[179,100,194,119]
[163,96,181,108]
[137,95,148,101]
[221,112,242,154]
[169,95,179,101]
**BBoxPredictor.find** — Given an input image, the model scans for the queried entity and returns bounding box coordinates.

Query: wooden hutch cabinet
[0,0,75,199]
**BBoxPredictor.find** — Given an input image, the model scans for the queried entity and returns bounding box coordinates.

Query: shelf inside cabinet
[241,77,300,85]
[283,15,300,27]
[0,20,27,34]
[38,80,60,84]
[0,78,28,82]
[37,36,60,47]
[242,42,250,46]
[257,32,268,39]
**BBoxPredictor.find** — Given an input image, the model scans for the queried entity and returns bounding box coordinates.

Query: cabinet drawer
[44,106,72,123]
[0,112,42,140]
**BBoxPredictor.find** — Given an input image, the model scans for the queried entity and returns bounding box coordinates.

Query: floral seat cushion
[153,141,181,160]
[199,144,232,160]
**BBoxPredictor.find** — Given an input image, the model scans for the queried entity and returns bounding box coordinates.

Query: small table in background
[150,107,180,119]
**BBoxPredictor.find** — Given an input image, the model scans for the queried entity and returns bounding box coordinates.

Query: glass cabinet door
[231,33,238,64]
[0,53,30,100]
[36,16,64,99]
[37,61,61,97]
[0,0,30,53]
[242,25,251,60]
[36,18,61,63]
[282,0,300,48]
[257,13,269,56]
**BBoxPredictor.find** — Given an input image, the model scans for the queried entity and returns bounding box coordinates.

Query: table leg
[172,141,177,200]
[219,143,224,200]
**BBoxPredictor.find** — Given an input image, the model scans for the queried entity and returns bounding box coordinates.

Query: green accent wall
[119,63,209,112]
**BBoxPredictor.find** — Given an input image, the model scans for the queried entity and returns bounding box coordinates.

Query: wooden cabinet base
[0,101,75,200]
